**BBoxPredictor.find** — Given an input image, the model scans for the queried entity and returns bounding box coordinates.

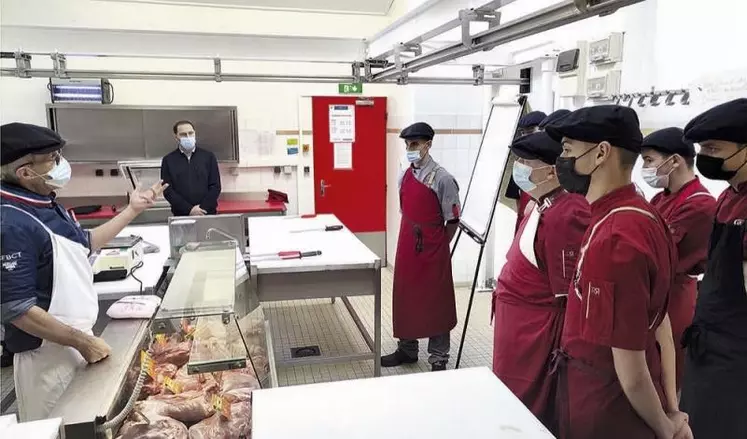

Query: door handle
[320,179,332,197]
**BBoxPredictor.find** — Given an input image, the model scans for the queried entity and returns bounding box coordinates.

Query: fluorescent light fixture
[49,78,113,104]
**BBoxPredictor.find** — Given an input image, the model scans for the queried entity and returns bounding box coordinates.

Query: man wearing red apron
[640,128,716,391]
[382,122,461,372]
[680,98,747,438]
[0,123,164,421]
[493,132,590,430]
[544,106,692,439]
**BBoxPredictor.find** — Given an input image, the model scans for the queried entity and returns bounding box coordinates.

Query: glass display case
[151,240,272,386]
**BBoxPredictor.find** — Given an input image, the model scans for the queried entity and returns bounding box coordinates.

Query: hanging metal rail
[366,0,646,82]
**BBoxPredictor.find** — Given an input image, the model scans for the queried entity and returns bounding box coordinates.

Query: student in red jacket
[545,106,691,439]
[493,132,589,430]
[640,127,716,391]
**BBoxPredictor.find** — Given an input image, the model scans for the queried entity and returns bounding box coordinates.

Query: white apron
[5,205,99,422]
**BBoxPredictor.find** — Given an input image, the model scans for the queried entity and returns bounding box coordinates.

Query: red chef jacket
[493,190,589,430]
[650,178,716,389]
[558,184,676,439]
[716,182,747,253]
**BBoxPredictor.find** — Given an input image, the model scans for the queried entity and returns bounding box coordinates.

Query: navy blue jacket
[0,183,91,353]
[160,147,221,216]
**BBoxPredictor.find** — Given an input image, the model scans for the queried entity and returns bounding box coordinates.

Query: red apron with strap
[654,186,712,390]
[393,168,457,340]
[493,206,565,430]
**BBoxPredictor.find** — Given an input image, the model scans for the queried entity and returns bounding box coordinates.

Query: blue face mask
[179,136,196,151]
[29,156,72,189]
[512,161,537,193]
[406,150,422,164]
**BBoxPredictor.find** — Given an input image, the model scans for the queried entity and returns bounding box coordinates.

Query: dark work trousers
[398,333,450,364]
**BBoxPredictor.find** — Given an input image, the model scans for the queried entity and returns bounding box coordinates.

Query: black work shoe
[431,362,447,372]
[381,349,418,367]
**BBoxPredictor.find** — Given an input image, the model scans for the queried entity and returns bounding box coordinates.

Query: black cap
[545,105,643,153]
[518,111,547,129]
[400,122,435,141]
[642,127,695,157]
[683,98,747,144]
[539,109,571,129]
[510,132,562,165]
[1,123,65,165]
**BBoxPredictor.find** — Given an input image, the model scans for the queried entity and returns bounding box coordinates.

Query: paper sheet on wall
[334,143,353,170]
[690,69,747,105]
[329,105,355,142]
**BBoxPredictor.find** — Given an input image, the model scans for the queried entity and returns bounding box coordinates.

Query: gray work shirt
[398,156,461,222]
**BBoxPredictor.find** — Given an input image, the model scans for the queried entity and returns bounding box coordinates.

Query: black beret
[683,98,747,144]
[539,109,571,129]
[400,122,435,141]
[642,127,695,157]
[510,132,562,165]
[518,111,547,129]
[1,123,65,165]
[545,105,643,153]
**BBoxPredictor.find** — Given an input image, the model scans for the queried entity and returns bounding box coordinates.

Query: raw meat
[172,366,219,394]
[223,387,254,403]
[152,340,192,368]
[142,363,179,396]
[221,369,260,392]
[187,401,252,439]
[117,414,188,439]
[136,390,215,424]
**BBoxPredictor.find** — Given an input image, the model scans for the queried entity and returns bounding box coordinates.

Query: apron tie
[549,348,569,376]
[682,324,707,361]
[414,225,423,253]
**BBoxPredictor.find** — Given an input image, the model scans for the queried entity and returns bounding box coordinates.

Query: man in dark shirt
[161,120,221,216]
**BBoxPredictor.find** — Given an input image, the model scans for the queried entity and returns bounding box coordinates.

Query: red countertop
[74,200,286,220]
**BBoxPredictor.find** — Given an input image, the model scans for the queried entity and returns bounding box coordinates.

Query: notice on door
[334,142,353,170]
[329,105,355,142]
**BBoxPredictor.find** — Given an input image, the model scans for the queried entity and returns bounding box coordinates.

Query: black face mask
[555,145,600,196]
[696,147,747,181]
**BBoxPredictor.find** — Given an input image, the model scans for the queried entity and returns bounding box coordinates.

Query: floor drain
[290,345,321,358]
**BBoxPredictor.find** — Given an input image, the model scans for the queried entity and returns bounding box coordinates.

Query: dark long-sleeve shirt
[161,147,221,216]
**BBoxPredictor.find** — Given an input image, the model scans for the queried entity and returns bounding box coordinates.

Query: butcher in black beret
[679,97,747,439]
[517,111,547,137]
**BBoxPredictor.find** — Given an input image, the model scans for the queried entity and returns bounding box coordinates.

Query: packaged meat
[187,401,252,439]
[152,340,192,368]
[136,390,215,424]
[107,295,162,319]
[220,369,260,392]
[117,415,188,439]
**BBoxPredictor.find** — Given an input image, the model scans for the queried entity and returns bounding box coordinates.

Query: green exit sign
[338,83,363,94]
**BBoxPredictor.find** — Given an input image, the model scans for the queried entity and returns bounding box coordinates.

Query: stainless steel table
[247,214,382,376]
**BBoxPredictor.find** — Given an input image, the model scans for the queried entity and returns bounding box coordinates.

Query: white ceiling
[101,0,396,15]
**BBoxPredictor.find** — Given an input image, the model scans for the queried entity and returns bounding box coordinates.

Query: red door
[312,96,387,237]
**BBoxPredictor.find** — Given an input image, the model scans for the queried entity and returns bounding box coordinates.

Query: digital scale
[93,235,144,283]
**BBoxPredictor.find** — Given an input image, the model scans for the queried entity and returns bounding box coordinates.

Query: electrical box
[586,70,622,99]
[589,33,624,64]
[558,41,588,97]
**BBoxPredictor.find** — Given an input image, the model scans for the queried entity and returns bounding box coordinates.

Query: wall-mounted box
[589,33,624,65]
[558,41,588,97]
[587,70,622,99]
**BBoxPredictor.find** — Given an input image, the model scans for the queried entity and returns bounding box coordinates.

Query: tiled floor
[0,267,494,415]
[266,267,494,385]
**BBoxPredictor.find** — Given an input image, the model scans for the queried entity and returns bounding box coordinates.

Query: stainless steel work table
[247,214,382,377]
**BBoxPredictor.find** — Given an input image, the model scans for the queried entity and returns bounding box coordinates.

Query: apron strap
[424,165,442,187]
[686,192,713,201]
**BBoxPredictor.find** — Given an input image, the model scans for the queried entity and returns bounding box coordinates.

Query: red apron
[493,206,565,430]
[651,181,713,389]
[392,168,457,339]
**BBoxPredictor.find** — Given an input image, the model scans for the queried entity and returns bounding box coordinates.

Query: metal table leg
[373,266,382,377]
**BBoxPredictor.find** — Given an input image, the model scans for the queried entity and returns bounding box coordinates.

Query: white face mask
[641,156,675,189]
[28,156,72,189]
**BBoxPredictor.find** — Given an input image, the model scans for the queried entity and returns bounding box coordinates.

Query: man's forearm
[90,206,138,252]
[11,306,90,350]
[655,313,679,412]
[613,348,672,438]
